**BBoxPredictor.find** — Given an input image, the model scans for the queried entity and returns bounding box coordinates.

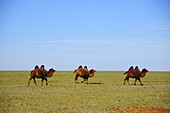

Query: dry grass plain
[0,71,170,112]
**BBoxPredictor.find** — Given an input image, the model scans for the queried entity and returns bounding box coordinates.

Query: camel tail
[30,71,33,75]
[123,71,127,75]
[73,70,77,73]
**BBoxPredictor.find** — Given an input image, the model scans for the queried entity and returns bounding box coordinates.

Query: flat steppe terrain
[0,71,169,112]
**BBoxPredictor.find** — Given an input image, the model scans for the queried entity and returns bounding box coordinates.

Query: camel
[74,66,96,84]
[123,66,148,86]
[28,65,56,86]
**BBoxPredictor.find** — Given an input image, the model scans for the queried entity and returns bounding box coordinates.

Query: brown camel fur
[123,66,133,75]
[39,65,53,78]
[84,66,88,71]
[28,66,55,86]
[123,67,148,86]
[73,65,83,73]
[74,67,96,84]
[83,66,95,77]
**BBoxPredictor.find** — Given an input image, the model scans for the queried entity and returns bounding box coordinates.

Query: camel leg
[84,75,89,84]
[44,77,48,85]
[81,76,86,83]
[127,77,130,85]
[134,78,137,85]
[41,79,44,86]
[85,79,88,84]
[124,76,130,85]
[28,77,32,86]
[123,77,127,85]
[75,75,79,84]
[138,78,143,86]
[81,79,85,83]
[33,78,37,86]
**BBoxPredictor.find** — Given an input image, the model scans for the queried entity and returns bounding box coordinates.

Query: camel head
[47,68,56,78]
[142,68,148,73]
[140,68,148,78]
[89,69,96,78]
[49,68,56,72]
[90,69,96,73]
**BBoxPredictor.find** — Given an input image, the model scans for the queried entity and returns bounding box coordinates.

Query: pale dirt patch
[143,81,170,83]
[104,107,170,113]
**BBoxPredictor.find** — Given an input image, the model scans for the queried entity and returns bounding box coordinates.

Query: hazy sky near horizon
[0,0,170,71]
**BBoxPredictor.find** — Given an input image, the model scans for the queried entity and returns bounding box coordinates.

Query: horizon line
[0,69,169,72]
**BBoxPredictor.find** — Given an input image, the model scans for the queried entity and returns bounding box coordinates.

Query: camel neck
[47,72,53,78]
[89,72,95,77]
[140,72,146,78]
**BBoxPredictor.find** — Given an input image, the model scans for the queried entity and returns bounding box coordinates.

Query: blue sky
[0,0,170,71]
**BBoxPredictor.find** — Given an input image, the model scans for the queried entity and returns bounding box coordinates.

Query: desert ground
[0,71,170,112]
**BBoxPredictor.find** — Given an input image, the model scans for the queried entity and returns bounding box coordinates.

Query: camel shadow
[124,83,153,86]
[88,83,103,85]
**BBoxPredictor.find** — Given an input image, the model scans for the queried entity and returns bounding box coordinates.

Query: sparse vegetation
[0,71,170,112]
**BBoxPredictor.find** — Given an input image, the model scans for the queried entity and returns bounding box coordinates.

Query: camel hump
[78,65,82,69]
[34,65,39,70]
[129,66,133,70]
[76,68,88,74]
[40,68,47,73]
